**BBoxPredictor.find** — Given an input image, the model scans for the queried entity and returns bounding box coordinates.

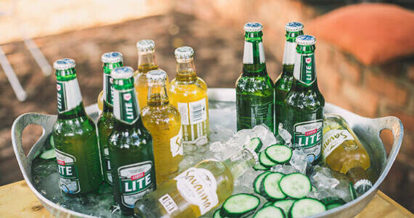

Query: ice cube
[277,123,292,146]
[271,164,297,174]
[289,149,308,174]
[252,125,277,148]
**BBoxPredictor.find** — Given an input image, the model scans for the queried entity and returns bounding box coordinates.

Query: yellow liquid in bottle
[134,63,160,111]
[97,90,104,112]
[169,73,209,147]
[322,114,371,174]
[134,159,236,217]
[142,94,183,186]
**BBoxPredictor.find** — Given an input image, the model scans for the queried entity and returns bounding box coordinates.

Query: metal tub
[12,88,404,217]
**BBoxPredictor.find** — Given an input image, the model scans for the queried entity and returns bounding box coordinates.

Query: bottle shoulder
[236,73,274,94]
[285,86,325,110]
[53,115,96,135]
[97,112,115,130]
[141,106,181,125]
[109,122,152,148]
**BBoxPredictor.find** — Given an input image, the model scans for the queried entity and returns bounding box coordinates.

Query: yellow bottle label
[175,167,218,215]
[322,130,354,159]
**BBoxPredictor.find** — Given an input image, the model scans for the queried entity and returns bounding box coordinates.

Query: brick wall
[175,0,414,211]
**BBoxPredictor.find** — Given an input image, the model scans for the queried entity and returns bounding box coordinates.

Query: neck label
[283,41,296,65]
[118,161,154,208]
[103,74,114,106]
[113,88,139,124]
[294,53,316,86]
[175,167,218,215]
[243,41,265,64]
[56,79,82,113]
[55,149,80,194]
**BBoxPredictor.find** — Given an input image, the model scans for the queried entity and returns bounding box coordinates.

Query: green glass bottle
[282,35,325,164]
[108,66,156,215]
[236,22,274,132]
[97,52,123,185]
[52,58,102,195]
[274,22,304,135]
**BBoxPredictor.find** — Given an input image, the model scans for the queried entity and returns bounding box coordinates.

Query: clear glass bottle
[134,149,257,217]
[134,39,166,111]
[142,69,183,186]
[169,46,209,148]
[323,114,372,194]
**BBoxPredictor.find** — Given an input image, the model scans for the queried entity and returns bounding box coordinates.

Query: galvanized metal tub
[12,88,404,218]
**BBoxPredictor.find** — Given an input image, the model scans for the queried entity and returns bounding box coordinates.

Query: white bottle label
[159,194,179,215]
[322,130,354,159]
[55,149,80,194]
[103,148,112,184]
[175,167,218,215]
[56,79,82,113]
[282,41,296,65]
[177,98,208,144]
[293,120,323,163]
[118,161,154,208]
[170,128,183,157]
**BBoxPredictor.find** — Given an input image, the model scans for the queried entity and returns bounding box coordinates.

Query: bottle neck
[176,58,197,82]
[292,44,317,89]
[282,30,302,76]
[103,62,122,111]
[147,81,169,107]
[223,149,257,179]
[112,77,140,125]
[138,51,158,74]
[347,167,373,195]
[56,74,83,115]
[242,31,266,74]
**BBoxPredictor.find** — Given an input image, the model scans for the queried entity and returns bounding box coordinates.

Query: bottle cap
[111,66,134,79]
[354,179,373,194]
[174,46,194,60]
[101,52,123,63]
[53,58,76,70]
[136,39,155,52]
[285,22,304,32]
[244,22,263,32]
[296,35,316,46]
[147,69,167,81]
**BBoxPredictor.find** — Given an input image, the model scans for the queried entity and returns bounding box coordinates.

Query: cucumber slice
[265,145,292,164]
[326,203,343,210]
[254,171,271,194]
[290,198,326,218]
[273,199,295,216]
[213,209,223,218]
[321,197,346,205]
[259,151,277,168]
[244,137,263,153]
[40,148,56,160]
[253,162,269,171]
[260,172,286,200]
[253,206,285,218]
[221,193,260,217]
[279,173,311,199]
[263,202,273,207]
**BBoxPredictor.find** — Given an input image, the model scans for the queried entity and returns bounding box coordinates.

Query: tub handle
[11,113,56,179]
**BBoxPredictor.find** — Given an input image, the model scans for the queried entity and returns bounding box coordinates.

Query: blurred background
[0,0,413,212]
